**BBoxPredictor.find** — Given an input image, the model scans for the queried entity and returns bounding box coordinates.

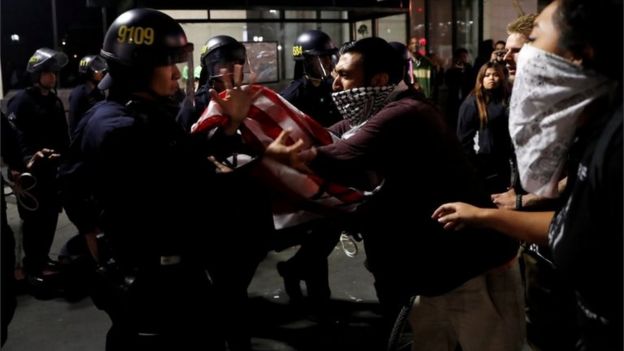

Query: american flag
[191,85,365,229]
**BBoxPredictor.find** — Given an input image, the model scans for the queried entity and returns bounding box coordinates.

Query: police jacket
[7,87,69,166]
[280,77,341,127]
[61,96,218,270]
[68,82,105,138]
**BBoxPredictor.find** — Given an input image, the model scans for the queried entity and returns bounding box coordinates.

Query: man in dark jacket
[264,37,525,350]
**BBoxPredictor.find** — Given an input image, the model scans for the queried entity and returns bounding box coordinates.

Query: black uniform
[7,86,69,275]
[549,104,623,350]
[277,76,343,306]
[280,77,341,127]
[61,97,225,350]
[176,84,210,132]
[68,83,105,137]
[179,33,275,348]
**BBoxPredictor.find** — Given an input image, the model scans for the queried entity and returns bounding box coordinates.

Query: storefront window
[377,14,407,44]
[285,10,316,19]
[454,0,479,64]
[209,10,246,19]
[428,1,452,68]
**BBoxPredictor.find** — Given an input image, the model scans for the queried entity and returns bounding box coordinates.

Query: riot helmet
[101,8,192,67]
[78,55,107,75]
[78,55,108,84]
[292,30,337,80]
[27,48,68,87]
[99,8,194,96]
[199,35,247,85]
[27,48,68,74]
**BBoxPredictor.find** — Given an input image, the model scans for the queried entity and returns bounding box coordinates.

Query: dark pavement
[2,188,402,351]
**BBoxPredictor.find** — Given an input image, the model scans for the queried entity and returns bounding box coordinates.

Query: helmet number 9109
[117,25,154,45]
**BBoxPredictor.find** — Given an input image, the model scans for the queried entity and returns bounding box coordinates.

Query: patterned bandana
[332,85,397,127]
[509,44,613,197]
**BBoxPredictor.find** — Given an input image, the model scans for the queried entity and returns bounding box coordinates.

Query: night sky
[2,0,106,92]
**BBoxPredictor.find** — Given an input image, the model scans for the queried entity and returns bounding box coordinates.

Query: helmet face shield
[175,51,195,101]
[90,57,108,73]
[27,48,68,73]
[305,53,337,80]
[210,59,252,86]
[205,46,247,78]
[158,43,194,67]
[79,55,108,76]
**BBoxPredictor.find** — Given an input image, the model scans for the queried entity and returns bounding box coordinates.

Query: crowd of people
[1,0,621,350]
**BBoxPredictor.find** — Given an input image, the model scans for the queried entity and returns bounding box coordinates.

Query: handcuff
[7,172,39,211]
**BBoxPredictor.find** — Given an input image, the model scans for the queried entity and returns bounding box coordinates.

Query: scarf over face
[332,85,397,127]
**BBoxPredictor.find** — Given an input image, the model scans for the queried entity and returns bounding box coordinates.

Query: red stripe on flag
[191,85,366,219]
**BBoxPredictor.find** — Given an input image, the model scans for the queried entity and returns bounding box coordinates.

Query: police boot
[276,261,304,303]
[303,259,331,304]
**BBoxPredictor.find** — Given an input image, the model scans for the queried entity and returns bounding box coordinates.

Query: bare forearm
[478,209,553,245]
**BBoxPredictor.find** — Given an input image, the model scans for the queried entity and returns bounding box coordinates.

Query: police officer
[276,30,343,308]
[177,35,247,132]
[190,35,273,351]
[280,29,341,127]
[59,9,250,350]
[68,55,107,138]
[7,48,69,287]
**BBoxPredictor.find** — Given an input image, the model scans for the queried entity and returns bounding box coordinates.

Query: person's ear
[370,72,389,87]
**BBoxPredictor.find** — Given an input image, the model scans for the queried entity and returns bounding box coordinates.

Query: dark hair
[340,37,403,85]
[472,62,510,128]
[556,0,623,83]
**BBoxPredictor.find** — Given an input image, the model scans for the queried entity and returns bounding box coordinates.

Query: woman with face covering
[432,1,622,349]
[457,61,513,194]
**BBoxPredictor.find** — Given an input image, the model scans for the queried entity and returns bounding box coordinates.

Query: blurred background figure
[6,48,69,295]
[457,61,513,194]
[407,36,437,101]
[445,47,474,132]
[472,39,494,77]
[68,55,107,138]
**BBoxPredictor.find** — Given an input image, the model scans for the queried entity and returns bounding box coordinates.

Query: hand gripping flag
[191,85,366,229]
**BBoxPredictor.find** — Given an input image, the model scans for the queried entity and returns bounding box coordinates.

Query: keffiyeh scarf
[332,85,397,127]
